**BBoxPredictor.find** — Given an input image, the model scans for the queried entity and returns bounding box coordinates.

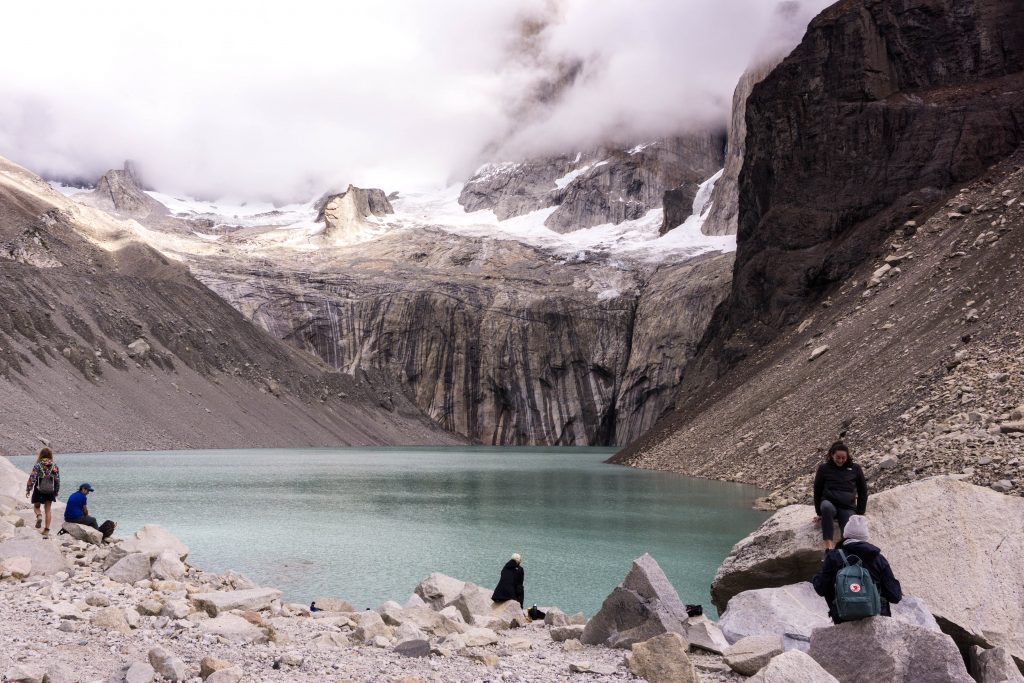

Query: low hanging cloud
[0,0,831,202]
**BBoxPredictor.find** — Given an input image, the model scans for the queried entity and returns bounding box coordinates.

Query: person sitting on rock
[812,515,902,623]
[63,483,114,536]
[491,552,525,607]
[25,447,60,537]
[814,440,867,550]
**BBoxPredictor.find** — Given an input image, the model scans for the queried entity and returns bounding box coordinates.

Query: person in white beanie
[811,515,903,623]
[491,552,525,606]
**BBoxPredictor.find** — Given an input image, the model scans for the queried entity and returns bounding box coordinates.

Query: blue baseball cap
[79,483,95,492]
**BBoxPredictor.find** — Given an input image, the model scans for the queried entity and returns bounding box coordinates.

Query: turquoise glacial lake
[11,447,767,616]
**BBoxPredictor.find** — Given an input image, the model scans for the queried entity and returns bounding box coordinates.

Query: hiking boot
[41,528,49,537]
[35,515,42,529]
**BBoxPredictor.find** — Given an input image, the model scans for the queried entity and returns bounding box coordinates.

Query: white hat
[844,515,869,542]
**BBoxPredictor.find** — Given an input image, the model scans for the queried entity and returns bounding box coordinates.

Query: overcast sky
[0,0,831,201]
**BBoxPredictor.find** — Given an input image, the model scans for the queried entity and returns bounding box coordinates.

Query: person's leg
[837,508,854,536]
[66,515,100,530]
[42,502,52,534]
[34,503,41,528]
[820,500,837,549]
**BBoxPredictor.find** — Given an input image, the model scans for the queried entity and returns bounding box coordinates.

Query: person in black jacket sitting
[812,515,902,623]
[491,553,525,606]
[814,441,868,550]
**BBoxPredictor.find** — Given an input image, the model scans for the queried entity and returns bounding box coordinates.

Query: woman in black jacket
[812,515,902,623]
[814,441,868,550]
[491,553,524,606]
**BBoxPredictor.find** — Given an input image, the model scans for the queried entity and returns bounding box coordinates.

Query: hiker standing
[25,447,59,537]
[813,440,867,550]
[812,515,902,623]
[491,553,525,607]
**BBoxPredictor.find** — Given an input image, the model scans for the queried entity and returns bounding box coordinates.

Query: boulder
[891,596,941,633]
[686,615,731,654]
[0,555,32,580]
[868,478,1024,661]
[395,621,427,643]
[150,549,186,580]
[192,588,282,616]
[484,599,528,629]
[199,656,232,679]
[0,520,15,542]
[148,647,187,682]
[544,607,569,626]
[972,646,1024,683]
[808,617,972,682]
[60,522,103,545]
[0,456,25,499]
[462,627,500,647]
[312,632,350,650]
[205,667,243,683]
[198,614,268,644]
[0,537,69,575]
[580,553,689,649]
[105,552,151,584]
[393,605,463,636]
[4,664,46,683]
[91,606,132,635]
[551,625,586,642]
[120,524,189,560]
[719,582,831,651]
[748,650,839,683]
[724,635,784,676]
[450,582,494,622]
[413,572,465,609]
[353,611,392,642]
[314,596,354,612]
[626,632,699,683]
[711,505,826,612]
[394,639,430,658]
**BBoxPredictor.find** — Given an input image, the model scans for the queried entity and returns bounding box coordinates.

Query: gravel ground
[0,525,741,683]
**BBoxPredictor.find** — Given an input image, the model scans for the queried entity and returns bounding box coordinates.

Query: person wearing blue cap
[64,483,99,529]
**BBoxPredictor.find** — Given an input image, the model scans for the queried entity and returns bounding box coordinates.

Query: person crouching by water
[814,440,867,550]
[491,553,524,607]
[25,447,60,537]
[812,515,902,623]
[64,483,116,538]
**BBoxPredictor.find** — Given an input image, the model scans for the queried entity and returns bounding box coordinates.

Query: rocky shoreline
[2,453,1022,683]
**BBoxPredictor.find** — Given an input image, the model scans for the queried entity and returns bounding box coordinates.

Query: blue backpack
[834,550,881,621]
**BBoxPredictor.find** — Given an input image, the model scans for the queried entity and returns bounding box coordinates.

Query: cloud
[0,0,831,202]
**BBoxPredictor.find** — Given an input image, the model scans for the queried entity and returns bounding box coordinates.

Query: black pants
[65,515,98,530]
[820,500,853,541]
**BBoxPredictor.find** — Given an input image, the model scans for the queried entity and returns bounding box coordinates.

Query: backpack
[834,549,881,621]
[98,520,116,539]
[37,467,55,495]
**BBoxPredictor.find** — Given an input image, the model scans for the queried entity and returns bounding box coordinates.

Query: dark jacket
[491,560,524,606]
[812,540,902,624]
[813,460,867,514]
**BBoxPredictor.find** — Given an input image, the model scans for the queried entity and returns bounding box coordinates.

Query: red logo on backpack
[850,584,862,592]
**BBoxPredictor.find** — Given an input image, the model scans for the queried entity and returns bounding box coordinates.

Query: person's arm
[813,465,825,515]
[811,551,838,598]
[875,556,902,604]
[25,464,38,497]
[855,466,868,514]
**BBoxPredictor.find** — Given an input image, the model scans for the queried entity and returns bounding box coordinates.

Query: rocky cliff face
[80,161,167,220]
[315,186,394,244]
[193,232,731,446]
[700,59,781,237]
[691,0,1024,377]
[616,0,1024,498]
[458,135,724,233]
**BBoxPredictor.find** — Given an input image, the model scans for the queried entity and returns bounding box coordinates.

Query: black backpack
[37,468,56,495]
[98,520,116,539]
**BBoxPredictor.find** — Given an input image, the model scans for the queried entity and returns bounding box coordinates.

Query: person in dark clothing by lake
[25,447,59,537]
[812,515,902,623]
[64,483,115,536]
[814,441,868,550]
[491,553,525,606]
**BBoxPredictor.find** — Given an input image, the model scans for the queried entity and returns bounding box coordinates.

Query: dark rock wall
[697,0,1024,375]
